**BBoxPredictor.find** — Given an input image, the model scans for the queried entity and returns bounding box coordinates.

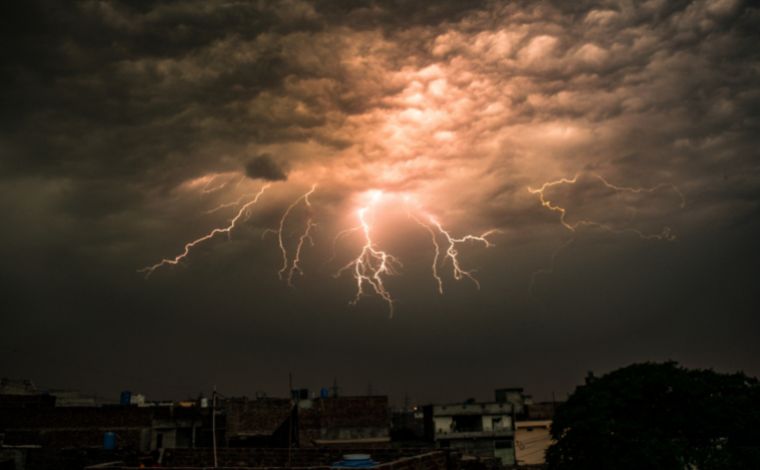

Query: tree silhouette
[547,362,760,469]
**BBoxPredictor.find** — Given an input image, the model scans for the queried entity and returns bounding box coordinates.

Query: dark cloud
[0,0,759,403]
[245,154,288,181]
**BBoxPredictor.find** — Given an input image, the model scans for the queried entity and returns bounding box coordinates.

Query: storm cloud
[0,0,758,403]
[245,154,288,181]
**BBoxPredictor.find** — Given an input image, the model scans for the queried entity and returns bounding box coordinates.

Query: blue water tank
[320,387,330,399]
[103,432,117,450]
[119,390,132,406]
[332,454,377,468]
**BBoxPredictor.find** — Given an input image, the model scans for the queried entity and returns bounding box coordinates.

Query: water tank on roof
[320,387,330,399]
[119,391,132,406]
[332,454,377,468]
[103,432,116,450]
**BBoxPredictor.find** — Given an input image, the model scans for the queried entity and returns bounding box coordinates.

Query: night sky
[1,0,759,405]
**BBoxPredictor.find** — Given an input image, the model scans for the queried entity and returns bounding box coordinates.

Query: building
[515,420,552,466]
[85,447,454,470]
[149,404,209,450]
[390,407,425,443]
[298,395,390,447]
[514,400,558,466]
[224,397,294,447]
[494,388,526,408]
[423,401,517,466]
[422,389,530,466]
[46,390,98,407]
[0,403,154,449]
[222,394,391,448]
[0,389,213,452]
[0,379,39,396]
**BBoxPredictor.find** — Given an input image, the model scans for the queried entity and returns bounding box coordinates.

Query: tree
[546,362,760,469]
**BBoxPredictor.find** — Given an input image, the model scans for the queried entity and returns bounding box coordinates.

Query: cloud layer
[1,0,759,402]
[245,154,288,181]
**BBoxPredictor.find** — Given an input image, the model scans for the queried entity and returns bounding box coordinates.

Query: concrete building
[149,405,208,450]
[0,379,39,396]
[515,420,552,466]
[514,400,558,466]
[224,397,293,447]
[222,394,391,448]
[422,389,530,466]
[390,407,425,443]
[0,391,213,452]
[47,390,98,407]
[298,395,390,447]
[423,401,517,466]
[494,388,526,408]
[84,447,455,470]
[0,403,154,449]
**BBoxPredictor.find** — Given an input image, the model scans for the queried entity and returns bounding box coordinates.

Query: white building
[424,402,517,465]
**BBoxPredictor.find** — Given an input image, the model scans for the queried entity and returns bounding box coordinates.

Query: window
[452,415,482,432]
[492,416,511,430]
[495,440,513,449]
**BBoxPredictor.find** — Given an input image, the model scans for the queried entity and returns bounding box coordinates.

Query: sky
[1,0,759,405]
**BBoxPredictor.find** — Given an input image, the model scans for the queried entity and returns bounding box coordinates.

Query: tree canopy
[546,362,760,469]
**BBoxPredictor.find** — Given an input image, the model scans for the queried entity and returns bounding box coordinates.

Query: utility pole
[287,372,293,467]
[212,386,218,468]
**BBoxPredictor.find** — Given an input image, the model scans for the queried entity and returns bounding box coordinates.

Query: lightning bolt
[410,216,444,294]
[527,175,581,232]
[142,181,498,316]
[201,174,240,194]
[335,192,402,317]
[328,226,362,264]
[203,194,249,214]
[285,219,317,286]
[528,173,685,293]
[411,214,498,294]
[527,173,684,240]
[139,184,270,278]
[267,184,318,286]
[595,174,686,209]
[429,217,498,290]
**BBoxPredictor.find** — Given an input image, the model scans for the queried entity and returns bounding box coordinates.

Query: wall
[515,420,552,466]
[298,397,389,446]
[481,415,511,432]
[159,447,442,468]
